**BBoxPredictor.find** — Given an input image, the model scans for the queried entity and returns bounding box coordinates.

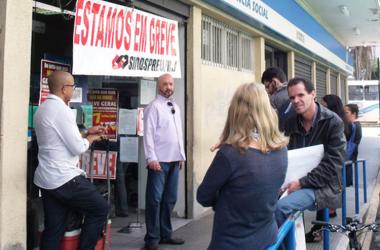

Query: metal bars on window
[316,65,327,102]
[330,72,338,95]
[341,77,347,104]
[201,15,253,71]
[226,28,239,69]
[240,34,253,71]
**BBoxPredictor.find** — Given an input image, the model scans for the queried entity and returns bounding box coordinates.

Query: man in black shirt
[275,77,346,241]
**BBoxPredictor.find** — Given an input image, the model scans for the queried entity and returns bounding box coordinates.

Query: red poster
[87,89,118,140]
[78,150,118,179]
[39,60,71,105]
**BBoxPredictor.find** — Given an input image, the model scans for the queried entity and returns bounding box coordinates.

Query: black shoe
[145,244,159,250]
[115,212,128,217]
[159,238,185,245]
[305,229,322,243]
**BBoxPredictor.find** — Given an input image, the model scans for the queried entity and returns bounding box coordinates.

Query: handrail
[356,159,367,203]
[269,159,367,250]
[353,159,367,214]
[266,212,300,250]
[323,159,367,249]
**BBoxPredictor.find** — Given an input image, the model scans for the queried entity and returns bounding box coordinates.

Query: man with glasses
[34,71,108,250]
[261,67,292,130]
[143,73,186,250]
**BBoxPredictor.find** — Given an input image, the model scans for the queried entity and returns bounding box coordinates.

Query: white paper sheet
[140,79,157,105]
[120,136,139,163]
[118,109,137,135]
[70,87,83,103]
[282,144,324,188]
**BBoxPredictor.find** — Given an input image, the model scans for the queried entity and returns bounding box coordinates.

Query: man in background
[261,67,292,130]
[143,73,186,250]
[34,71,108,250]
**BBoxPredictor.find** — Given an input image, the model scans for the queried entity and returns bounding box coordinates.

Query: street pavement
[110,127,380,250]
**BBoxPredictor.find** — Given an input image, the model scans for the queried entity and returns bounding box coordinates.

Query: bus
[348,80,379,125]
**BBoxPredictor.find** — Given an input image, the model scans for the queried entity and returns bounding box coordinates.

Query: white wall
[0,1,32,249]
[192,65,256,217]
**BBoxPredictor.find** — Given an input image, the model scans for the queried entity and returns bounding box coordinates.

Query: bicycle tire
[349,238,361,250]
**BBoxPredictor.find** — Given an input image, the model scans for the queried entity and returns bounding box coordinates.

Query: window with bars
[226,29,238,68]
[201,15,254,71]
[240,35,253,70]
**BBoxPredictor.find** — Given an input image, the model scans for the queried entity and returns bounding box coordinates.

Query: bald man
[143,73,186,250]
[34,71,108,250]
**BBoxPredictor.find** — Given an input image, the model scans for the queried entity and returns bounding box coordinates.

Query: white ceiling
[299,0,380,47]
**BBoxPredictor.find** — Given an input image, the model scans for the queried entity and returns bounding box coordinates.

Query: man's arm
[82,126,106,144]
[299,119,346,188]
[54,112,91,156]
[354,122,362,145]
[143,105,159,169]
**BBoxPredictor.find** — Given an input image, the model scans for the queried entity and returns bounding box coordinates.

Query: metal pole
[323,208,330,250]
[377,58,379,127]
[354,160,360,214]
[342,163,347,226]
[104,138,111,250]
[287,222,296,250]
[89,144,94,183]
[362,160,367,203]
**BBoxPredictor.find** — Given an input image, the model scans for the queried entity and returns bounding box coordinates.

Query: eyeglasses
[167,101,175,114]
[63,84,76,90]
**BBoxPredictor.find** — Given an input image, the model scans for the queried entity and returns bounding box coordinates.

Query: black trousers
[40,175,108,250]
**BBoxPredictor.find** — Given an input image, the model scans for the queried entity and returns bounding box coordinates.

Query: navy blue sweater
[197,144,287,250]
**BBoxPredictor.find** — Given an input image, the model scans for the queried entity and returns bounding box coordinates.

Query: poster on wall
[140,79,157,105]
[118,109,137,135]
[78,150,118,179]
[87,89,118,140]
[69,87,83,103]
[39,59,71,105]
[72,0,181,78]
[137,107,144,136]
[120,137,139,163]
[81,104,93,128]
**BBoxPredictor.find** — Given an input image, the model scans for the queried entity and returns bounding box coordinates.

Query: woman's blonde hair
[220,83,288,153]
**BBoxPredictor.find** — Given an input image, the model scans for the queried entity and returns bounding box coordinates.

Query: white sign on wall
[72,0,181,78]
[221,0,353,74]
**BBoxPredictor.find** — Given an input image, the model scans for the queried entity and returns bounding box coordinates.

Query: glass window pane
[348,86,363,101]
[364,85,379,101]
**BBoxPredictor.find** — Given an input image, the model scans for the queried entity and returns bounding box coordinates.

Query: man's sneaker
[305,228,322,243]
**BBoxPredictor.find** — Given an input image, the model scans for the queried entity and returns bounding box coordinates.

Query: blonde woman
[197,83,289,250]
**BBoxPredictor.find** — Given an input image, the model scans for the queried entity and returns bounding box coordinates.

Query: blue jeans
[40,175,108,250]
[275,188,316,227]
[144,162,180,246]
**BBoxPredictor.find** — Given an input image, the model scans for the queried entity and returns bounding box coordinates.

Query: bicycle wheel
[349,238,361,250]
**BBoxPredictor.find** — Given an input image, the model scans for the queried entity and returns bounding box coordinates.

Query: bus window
[348,85,363,100]
[364,85,379,101]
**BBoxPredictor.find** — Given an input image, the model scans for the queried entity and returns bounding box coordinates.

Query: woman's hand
[210,142,221,152]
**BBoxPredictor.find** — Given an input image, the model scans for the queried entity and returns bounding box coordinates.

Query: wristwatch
[83,129,89,136]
